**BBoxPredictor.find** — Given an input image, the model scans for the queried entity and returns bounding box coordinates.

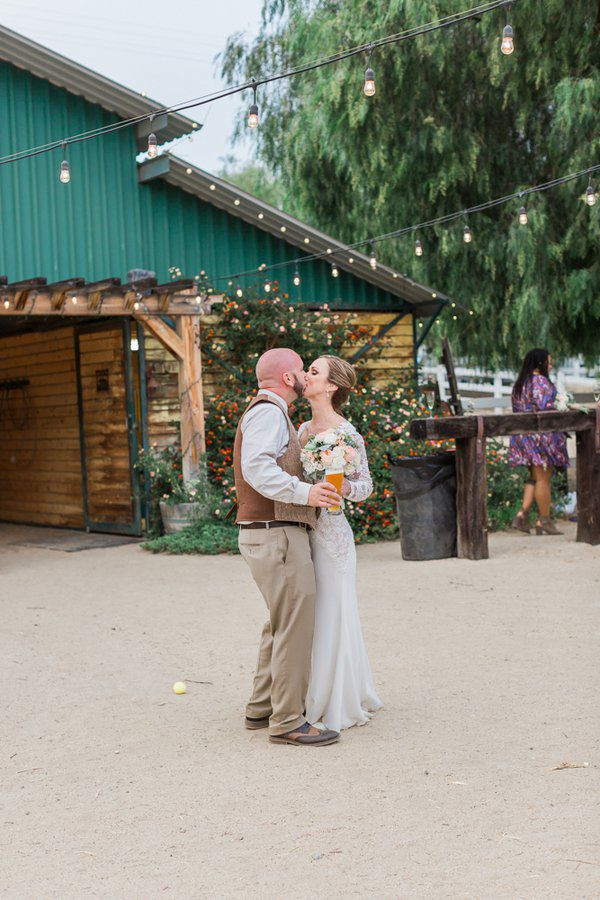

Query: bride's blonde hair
[321,356,357,412]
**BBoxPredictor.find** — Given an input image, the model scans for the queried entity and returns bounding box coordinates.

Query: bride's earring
[326,388,330,401]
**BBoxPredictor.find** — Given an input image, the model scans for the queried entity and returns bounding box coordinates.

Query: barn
[0,24,449,535]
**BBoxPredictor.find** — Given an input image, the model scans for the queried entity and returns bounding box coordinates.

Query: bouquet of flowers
[300,427,362,481]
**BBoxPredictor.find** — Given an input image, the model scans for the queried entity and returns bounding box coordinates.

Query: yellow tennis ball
[173,681,186,695]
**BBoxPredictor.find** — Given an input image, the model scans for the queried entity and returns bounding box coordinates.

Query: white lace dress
[299,420,383,732]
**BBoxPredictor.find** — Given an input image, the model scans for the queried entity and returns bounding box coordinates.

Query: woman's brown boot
[511,509,531,534]
[535,517,563,535]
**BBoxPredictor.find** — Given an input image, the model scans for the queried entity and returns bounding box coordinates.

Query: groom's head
[256,348,306,404]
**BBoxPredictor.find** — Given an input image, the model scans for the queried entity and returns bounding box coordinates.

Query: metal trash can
[388,451,457,560]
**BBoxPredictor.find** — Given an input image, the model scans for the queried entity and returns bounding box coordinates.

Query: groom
[233,347,341,746]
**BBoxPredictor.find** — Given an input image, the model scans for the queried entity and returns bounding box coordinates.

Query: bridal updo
[322,355,357,412]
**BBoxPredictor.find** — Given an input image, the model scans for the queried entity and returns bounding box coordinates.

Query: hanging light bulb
[264,280,271,293]
[585,183,597,207]
[364,65,376,97]
[331,263,339,278]
[71,295,78,305]
[147,132,158,159]
[59,142,70,184]
[415,238,423,257]
[3,297,9,309]
[501,23,514,54]
[463,224,472,244]
[248,81,259,129]
[293,271,301,286]
[519,205,528,225]
[369,245,377,269]
[130,336,140,352]
[236,285,243,298]
[133,300,140,311]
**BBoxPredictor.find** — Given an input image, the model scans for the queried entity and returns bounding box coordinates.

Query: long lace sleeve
[346,430,373,503]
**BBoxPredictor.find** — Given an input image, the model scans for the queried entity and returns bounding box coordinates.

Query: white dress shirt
[240,390,311,512]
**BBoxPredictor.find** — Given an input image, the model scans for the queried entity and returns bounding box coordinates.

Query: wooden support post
[455,418,488,560]
[575,429,600,545]
[176,315,206,481]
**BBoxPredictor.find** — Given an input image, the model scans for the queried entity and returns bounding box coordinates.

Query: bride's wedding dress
[299,420,383,732]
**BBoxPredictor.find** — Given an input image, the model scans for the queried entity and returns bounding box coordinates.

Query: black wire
[0,0,513,167]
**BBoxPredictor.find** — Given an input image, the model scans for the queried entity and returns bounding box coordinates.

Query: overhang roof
[0,24,199,146]
[157,156,448,317]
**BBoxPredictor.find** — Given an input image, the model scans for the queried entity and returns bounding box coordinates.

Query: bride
[299,355,383,732]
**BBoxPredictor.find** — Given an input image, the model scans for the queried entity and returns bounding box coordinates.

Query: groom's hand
[308,483,343,508]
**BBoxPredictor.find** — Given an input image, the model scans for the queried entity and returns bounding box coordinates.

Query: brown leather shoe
[245,715,270,730]
[269,721,340,746]
[511,509,531,534]
[535,517,563,535]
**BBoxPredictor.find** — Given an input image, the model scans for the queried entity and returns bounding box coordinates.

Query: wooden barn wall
[143,311,414,449]
[0,327,85,528]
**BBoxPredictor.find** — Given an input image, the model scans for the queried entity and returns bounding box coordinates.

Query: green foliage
[221,1,600,367]
[142,521,240,555]
[137,445,216,536]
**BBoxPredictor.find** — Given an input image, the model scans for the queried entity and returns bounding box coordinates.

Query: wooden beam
[576,428,600,545]
[0,290,224,317]
[137,314,183,360]
[410,410,595,441]
[455,418,489,560]
[177,315,206,480]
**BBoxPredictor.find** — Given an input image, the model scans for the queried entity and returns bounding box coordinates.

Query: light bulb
[293,271,301,286]
[501,24,514,55]
[463,225,472,244]
[331,264,339,278]
[3,298,9,309]
[130,337,139,351]
[369,250,377,269]
[60,159,70,184]
[236,286,243,298]
[71,295,78,305]
[415,239,423,257]
[585,185,597,207]
[147,132,158,158]
[248,103,259,129]
[364,67,376,97]
[519,205,528,225]
[264,281,271,293]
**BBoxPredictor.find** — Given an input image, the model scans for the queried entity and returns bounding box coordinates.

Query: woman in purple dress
[509,348,569,535]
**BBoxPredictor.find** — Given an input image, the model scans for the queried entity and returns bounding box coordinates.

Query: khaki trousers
[239,525,316,736]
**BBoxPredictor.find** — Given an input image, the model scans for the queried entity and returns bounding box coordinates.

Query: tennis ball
[173,681,186,695]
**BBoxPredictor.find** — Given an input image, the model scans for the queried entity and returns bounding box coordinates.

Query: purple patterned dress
[509,374,569,470]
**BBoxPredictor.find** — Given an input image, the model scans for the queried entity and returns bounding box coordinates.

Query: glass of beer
[325,468,344,515]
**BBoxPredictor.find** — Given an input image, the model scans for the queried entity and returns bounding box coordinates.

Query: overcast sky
[1,0,264,173]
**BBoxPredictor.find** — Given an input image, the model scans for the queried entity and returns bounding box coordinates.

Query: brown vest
[233,394,317,527]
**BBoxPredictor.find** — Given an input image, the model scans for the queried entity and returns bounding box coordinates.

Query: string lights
[59,142,70,184]
[211,163,599,290]
[415,238,423,257]
[363,48,376,97]
[501,2,514,54]
[518,204,528,224]
[147,116,158,158]
[247,81,259,129]
[0,1,517,174]
[331,262,339,278]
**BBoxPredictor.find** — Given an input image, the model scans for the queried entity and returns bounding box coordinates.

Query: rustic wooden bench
[409,410,600,559]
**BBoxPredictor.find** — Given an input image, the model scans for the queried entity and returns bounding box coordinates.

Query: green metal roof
[0,43,449,316]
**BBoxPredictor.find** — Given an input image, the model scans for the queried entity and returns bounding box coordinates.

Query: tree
[221,1,600,367]
[218,155,286,208]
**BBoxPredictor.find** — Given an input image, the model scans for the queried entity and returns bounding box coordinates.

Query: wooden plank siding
[143,311,415,449]
[0,327,85,528]
[77,328,135,525]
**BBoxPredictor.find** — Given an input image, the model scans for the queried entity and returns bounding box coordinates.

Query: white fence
[420,358,599,414]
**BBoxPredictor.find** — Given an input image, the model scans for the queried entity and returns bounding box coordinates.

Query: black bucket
[388,451,457,561]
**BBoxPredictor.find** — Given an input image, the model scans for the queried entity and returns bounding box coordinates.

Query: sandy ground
[1,522,599,899]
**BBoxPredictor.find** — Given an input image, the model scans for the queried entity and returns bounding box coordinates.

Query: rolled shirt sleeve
[241,403,311,506]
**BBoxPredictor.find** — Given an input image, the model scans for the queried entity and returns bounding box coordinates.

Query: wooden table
[409,410,600,560]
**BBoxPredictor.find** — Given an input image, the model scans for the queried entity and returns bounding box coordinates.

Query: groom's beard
[292,376,306,399]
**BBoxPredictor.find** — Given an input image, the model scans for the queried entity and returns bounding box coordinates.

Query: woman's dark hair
[512,348,550,400]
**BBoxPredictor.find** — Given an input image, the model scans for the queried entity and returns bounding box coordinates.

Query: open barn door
[74,320,143,535]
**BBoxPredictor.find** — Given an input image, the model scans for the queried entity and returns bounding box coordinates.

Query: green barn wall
[0,60,406,312]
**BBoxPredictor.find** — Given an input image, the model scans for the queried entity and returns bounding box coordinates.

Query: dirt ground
[1,521,599,899]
